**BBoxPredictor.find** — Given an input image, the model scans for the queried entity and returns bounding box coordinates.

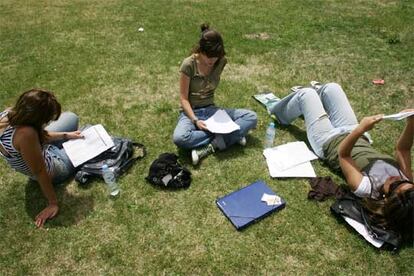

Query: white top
[354,159,407,199]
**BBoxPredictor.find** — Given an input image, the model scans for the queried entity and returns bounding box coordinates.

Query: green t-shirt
[323,134,395,172]
[179,55,227,109]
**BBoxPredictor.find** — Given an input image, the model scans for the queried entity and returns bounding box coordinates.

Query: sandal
[310,81,323,90]
[290,86,304,92]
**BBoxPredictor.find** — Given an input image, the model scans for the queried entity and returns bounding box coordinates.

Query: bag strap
[117,142,146,175]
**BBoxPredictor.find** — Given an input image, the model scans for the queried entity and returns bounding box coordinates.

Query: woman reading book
[172,23,257,165]
[0,89,83,227]
[270,82,413,243]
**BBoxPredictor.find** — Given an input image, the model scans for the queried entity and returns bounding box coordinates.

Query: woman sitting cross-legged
[0,89,83,227]
[269,82,413,243]
[172,23,257,165]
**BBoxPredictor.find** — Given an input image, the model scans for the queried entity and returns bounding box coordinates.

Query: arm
[338,114,383,191]
[179,73,207,130]
[395,109,414,181]
[14,127,59,227]
[45,130,83,143]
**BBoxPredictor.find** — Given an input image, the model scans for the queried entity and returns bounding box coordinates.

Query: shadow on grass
[24,179,94,228]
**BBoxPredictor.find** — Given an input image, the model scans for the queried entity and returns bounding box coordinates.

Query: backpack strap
[117,142,146,175]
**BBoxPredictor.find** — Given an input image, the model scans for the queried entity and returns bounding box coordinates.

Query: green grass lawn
[1,0,413,274]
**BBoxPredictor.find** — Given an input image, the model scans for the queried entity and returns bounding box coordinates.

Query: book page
[382,111,414,121]
[204,109,240,134]
[63,124,114,167]
[266,159,316,178]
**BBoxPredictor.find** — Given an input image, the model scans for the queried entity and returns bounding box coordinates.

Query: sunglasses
[384,179,414,197]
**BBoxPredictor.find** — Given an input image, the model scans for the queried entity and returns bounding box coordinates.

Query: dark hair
[192,23,225,59]
[363,187,414,243]
[8,89,61,144]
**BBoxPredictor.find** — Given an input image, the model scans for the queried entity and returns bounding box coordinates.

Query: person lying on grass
[269,82,413,243]
[172,23,257,165]
[0,89,83,227]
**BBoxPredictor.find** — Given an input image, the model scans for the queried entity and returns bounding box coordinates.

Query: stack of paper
[263,141,318,177]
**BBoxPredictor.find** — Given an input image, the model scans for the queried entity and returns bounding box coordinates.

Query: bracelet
[192,117,199,124]
[63,133,68,139]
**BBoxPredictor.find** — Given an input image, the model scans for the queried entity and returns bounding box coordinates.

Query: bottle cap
[269,122,275,127]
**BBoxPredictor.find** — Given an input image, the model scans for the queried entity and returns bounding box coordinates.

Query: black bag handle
[116,142,146,175]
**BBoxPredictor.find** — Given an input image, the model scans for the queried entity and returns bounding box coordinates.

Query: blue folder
[216,180,285,230]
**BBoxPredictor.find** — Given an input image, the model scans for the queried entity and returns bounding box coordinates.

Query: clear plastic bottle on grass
[102,164,120,196]
[264,122,276,148]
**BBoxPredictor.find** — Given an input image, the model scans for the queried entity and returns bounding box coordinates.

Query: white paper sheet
[382,111,414,121]
[261,193,282,205]
[204,109,241,134]
[63,124,114,167]
[263,141,318,171]
[343,217,384,248]
[266,159,316,178]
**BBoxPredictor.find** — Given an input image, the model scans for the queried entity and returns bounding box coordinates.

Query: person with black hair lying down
[0,89,83,227]
[172,23,257,165]
[270,82,413,243]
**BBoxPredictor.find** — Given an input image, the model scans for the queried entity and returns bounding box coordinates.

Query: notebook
[216,180,285,230]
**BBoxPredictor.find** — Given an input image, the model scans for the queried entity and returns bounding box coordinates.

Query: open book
[62,124,114,167]
[252,92,280,114]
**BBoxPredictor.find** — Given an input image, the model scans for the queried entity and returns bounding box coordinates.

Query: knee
[247,111,258,128]
[238,110,257,132]
[297,88,319,100]
[173,130,192,149]
[323,82,343,93]
[61,112,79,126]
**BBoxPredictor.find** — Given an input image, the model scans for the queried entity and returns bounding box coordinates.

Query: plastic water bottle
[102,164,120,196]
[264,122,276,148]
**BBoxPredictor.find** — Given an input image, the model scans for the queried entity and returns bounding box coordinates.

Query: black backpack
[146,153,191,189]
[75,137,146,184]
[330,193,401,251]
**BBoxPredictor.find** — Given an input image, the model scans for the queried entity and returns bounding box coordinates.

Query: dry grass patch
[244,32,271,40]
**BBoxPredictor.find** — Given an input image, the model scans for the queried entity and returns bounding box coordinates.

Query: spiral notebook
[216,180,285,230]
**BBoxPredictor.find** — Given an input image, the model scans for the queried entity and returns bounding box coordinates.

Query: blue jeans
[269,83,360,158]
[45,112,79,184]
[173,106,257,150]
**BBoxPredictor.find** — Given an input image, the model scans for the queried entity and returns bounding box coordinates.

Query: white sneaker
[238,137,247,146]
[191,144,215,165]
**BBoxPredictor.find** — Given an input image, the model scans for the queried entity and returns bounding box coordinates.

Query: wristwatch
[192,117,199,124]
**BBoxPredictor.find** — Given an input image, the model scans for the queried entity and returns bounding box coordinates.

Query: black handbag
[330,193,401,251]
[146,153,191,189]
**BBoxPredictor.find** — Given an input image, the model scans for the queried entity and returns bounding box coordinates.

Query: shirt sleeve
[353,176,371,198]
[179,57,193,77]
